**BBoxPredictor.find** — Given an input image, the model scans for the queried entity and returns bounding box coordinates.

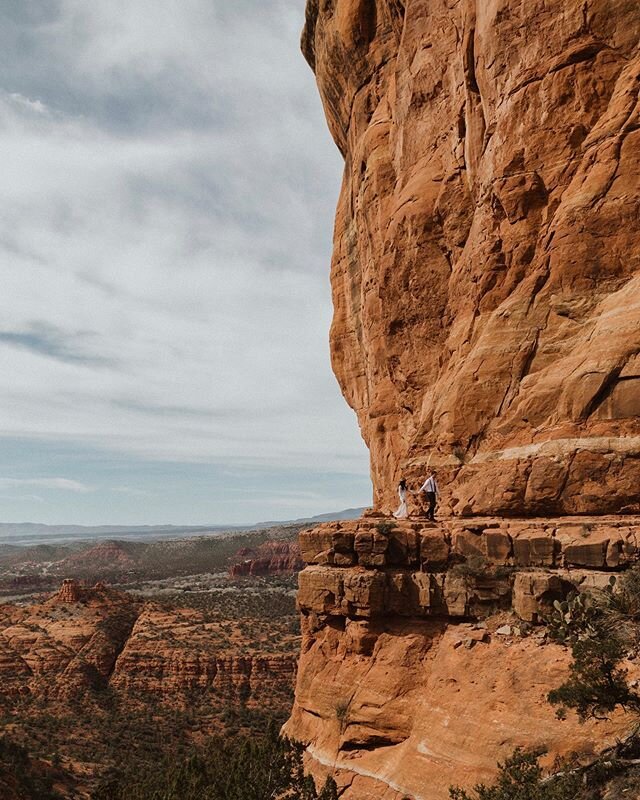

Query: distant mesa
[229,540,303,577]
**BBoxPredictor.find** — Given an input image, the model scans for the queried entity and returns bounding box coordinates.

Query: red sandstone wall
[303,0,640,516]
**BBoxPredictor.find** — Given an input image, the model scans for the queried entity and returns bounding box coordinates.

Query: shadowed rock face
[303,0,640,516]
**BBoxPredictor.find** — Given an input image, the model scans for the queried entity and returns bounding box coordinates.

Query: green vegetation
[548,633,639,720]
[0,565,302,795]
[450,554,514,582]
[0,735,62,800]
[546,571,640,721]
[375,521,395,537]
[94,724,338,800]
[449,748,581,800]
[449,742,640,800]
[3,696,299,794]
[0,525,303,595]
[450,566,640,799]
[334,699,349,721]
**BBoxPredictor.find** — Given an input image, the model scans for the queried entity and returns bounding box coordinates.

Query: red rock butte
[302,0,640,516]
[57,578,82,603]
[284,2,640,798]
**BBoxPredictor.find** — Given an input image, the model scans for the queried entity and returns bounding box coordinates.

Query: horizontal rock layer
[304,0,640,515]
[110,604,296,704]
[300,516,639,570]
[285,517,640,798]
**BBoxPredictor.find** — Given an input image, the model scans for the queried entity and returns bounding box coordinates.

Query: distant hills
[0,507,367,545]
[251,507,366,529]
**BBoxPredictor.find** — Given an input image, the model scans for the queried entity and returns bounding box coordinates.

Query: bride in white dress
[393,479,409,519]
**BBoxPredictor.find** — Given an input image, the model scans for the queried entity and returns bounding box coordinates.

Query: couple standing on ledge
[393,472,439,521]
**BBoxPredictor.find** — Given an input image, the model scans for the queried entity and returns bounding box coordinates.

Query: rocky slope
[110,602,297,705]
[0,582,140,700]
[303,0,640,515]
[0,582,296,706]
[285,516,640,799]
[0,580,300,797]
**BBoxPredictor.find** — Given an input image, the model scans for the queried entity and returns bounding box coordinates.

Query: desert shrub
[335,699,349,722]
[462,568,640,800]
[450,555,488,579]
[602,568,640,629]
[0,736,62,800]
[546,590,603,645]
[546,570,640,721]
[452,446,468,464]
[375,521,395,536]
[548,626,640,719]
[94,724,338,800]
[449,748,581,800]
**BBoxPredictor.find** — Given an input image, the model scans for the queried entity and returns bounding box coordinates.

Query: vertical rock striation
[288,2,640,796]
[303,0,640,516]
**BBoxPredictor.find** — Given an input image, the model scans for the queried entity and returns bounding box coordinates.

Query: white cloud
[0,478,92,493]
[0,1,368,489]
[8,92,48,114]
[0,0,363,466]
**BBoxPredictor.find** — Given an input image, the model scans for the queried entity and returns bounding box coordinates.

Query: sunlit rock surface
[287,1,640,795]
[285,517,640,799]
[303,0,640,516]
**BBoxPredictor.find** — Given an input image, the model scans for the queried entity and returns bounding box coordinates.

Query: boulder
[513,573,566,623]
[297,566,344,615]
[420,528,450,571]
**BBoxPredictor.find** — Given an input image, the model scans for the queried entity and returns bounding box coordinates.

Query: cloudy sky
[0,0,371,526]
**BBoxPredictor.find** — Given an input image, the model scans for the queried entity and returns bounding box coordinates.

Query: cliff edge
[303,0,639,516]
[284,515,640,798]
[286,1,640,796]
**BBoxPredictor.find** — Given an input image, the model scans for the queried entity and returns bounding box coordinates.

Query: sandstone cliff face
[303,0,640,515]
[0,583,296,708]
[110,603,297,707]
[229,541,303,577]
[285,517,640,799]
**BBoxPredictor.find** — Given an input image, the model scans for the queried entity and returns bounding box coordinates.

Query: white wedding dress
[393,485,408,519]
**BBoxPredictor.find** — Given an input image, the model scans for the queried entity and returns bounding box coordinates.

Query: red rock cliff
[229,541,303,577]
[303,0,640,515]
[285,516,640,799]
[286,3,640,796]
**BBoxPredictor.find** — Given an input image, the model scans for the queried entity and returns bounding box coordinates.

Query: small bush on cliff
[335,699,349,721]
[375,521,395,536]
[546,570,640,721]
[449,748,581,800]
[452,568,640,800]
[450,555,488,579]
[548,633,640,720]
